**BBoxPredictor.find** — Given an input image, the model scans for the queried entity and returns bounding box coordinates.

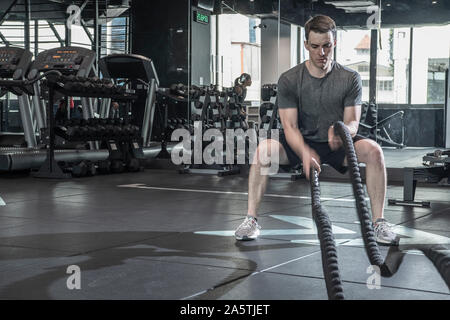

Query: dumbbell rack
[34,76,138,179]
[178,87,241,177]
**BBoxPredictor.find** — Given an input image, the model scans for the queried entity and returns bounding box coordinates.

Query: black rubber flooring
[0,169,449,300]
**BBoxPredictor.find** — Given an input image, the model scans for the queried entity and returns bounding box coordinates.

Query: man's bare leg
[247,139,290,218]
[235,139,291,240]
[353,139,386,223]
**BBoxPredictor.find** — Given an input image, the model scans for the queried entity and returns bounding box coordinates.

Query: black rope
[310,121,450,298]
[310,167,345,300]
[421,245,450,290]
[333,121,390,274]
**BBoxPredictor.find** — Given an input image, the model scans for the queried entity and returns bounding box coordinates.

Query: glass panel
[206,0,280,131]
[376,28,410,105]
[411,25,450,105]
[336,29,372,103]
[373,28,410,147]
[216,12,262,100]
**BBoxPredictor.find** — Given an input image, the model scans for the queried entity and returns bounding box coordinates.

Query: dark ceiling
[0,0,129,25]
[217,0,450,28]
[1,0,449,28]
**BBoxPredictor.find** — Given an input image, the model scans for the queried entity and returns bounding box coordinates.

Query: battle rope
[421,245,450,290]
[333,121,388,273]
[310,121,450,299]
[310,167,345,300]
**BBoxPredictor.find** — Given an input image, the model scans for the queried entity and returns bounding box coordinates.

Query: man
[109,101,121,119]
[234,73,252,127]
[55,99,68,122]
[234,73,252,103]
[234,15,398,246]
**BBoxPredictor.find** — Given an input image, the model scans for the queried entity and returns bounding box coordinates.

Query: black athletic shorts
[279,132,366,174]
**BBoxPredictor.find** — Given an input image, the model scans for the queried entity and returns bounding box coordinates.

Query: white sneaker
[234,216,261,241]
[374,218,399,246]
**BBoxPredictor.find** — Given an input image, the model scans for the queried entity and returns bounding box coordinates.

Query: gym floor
[0,164,449,300]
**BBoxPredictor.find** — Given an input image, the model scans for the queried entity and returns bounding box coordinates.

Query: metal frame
[369,29,378,105]
[0,32,10,46]
[80,19,94,44]
[48,22,65,47]
[24,0,30,51]
[408,27,413,105]
[0,0,18,26]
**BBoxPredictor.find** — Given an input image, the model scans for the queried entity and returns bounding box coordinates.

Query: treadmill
[0,47,109,172]
[0,46,37,148]
[0,49,163,173]
[99,53,164,157]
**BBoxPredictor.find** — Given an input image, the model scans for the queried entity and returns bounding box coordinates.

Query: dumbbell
[434,149,443,157]
[88,118,105,139]
[101,78,113,85]
[113,85,126,95]
[225,119,233,129]
[231,115,241,123]
[121,123,132,138]
[65,75,77,82]
[89,76,101,83]
[259,103,274,117]
[79,119,96,140]
[261,115,271,123]
[97,160,111,174]
[68,161,88,177]
[67,119,83,140]
[78,81,93,92]
[110,159,124,173]
[71,160,96,177]
[72,119,88,140]
[126,158,141,172]
[99,118,115,137]
[166,119,176,131]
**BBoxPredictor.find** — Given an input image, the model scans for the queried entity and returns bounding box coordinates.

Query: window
[378,80,393,91]
[426,58,448,104]
[336,29,371,102]
[249,19,257,43]
[376,28,410,104]
[358,65,369,72]
[101,17,129,57]
[357,49,370,55]
[411,25,450,105]
[217,14,261,101]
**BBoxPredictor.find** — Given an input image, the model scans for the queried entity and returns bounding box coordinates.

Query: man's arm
[279,108,321,179]
[279,107,305,154]
[343,105,361,137]
[328,104,361,149]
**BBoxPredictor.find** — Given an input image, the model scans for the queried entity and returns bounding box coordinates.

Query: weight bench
[388,150,450,207]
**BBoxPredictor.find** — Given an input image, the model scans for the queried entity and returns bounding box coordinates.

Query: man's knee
[253,139,282,166]
[365,143,385,167]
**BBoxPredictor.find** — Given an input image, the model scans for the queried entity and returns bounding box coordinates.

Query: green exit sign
[194,11,209,24]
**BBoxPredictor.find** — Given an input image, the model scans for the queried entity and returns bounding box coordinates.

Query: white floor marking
[118,184,368,202]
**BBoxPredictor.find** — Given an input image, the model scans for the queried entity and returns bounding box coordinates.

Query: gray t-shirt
[277,61,362,142]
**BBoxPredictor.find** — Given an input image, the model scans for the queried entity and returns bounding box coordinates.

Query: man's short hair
[304,15,336,41]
